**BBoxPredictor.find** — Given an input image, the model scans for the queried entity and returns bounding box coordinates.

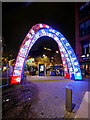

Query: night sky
[2,2,75,58]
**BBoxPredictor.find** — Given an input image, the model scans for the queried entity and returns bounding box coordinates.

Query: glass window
[79,19,90,37]
[80,23,84,37]
[79,2,90,19]
[82,41,89,55]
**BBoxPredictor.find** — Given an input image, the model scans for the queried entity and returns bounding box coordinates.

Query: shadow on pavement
[2,82,39,119]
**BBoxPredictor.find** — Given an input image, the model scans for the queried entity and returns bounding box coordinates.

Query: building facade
[75,2,90,76]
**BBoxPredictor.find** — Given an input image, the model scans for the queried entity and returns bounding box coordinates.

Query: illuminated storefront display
[11,23,82,84]
[38,64,45,76]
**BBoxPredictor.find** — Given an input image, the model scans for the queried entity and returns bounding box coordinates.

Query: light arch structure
[11,23,82,84]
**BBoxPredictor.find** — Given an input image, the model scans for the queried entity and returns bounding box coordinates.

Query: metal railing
[0,63,13,88]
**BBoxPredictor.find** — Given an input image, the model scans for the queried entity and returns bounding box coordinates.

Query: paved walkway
[2,76,89,119]
[75,91,89,118]
[26,75,71,81]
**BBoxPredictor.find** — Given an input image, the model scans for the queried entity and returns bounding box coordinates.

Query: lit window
[44,47,46,49]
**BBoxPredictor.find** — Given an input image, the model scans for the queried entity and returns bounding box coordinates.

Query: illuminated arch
[11,23,82,84]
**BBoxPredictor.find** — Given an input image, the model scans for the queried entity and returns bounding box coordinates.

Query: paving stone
[2,76,89,119]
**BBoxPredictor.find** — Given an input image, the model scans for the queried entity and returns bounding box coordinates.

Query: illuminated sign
[40,65,44,72]
[38,64,45,76]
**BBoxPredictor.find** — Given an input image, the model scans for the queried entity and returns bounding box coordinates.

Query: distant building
[75,2,90,75]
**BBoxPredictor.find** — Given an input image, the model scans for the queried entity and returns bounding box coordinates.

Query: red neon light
[65,73,70,79]
[10,75,21,84]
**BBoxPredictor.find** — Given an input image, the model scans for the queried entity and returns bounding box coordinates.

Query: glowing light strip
[11,23,82,84]
[32,29,74,78]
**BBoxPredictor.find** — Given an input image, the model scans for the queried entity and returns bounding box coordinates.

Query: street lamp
[43,54,45,57]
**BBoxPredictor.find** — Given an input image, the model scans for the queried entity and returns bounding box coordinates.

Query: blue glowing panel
[32,28,82,80]
[59,36,82,80]
[32,29,74,77]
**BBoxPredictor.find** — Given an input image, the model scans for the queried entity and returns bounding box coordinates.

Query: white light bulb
[52,30,55,33]
[62,48,65,52]
[65,68,67,71]
[61,54,64,57]
[31,30,35,34]
[36,34,39,39]
[48,33,52,37]
[27,33,31,38]
[56,32,60,36]
[45,25,49,28]
[16,77,20,82]
[41,30,45,33]
[59,43,62,46]
[75,68,78,72]
[61,37,65,40]
[65,54,68,57]
[43,32,46,35]
[66,43,69,46]
[71,58,76,61]
[74,62,78,65]
[54,37,58,41]
[25,40,31,47]
[68,50,72,54]
[67,58,70,61]
[69,68,72,71]
[77,73,80,76]
[39,24,43,28]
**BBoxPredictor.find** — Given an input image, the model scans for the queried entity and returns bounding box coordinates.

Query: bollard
[65,86,72,112]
